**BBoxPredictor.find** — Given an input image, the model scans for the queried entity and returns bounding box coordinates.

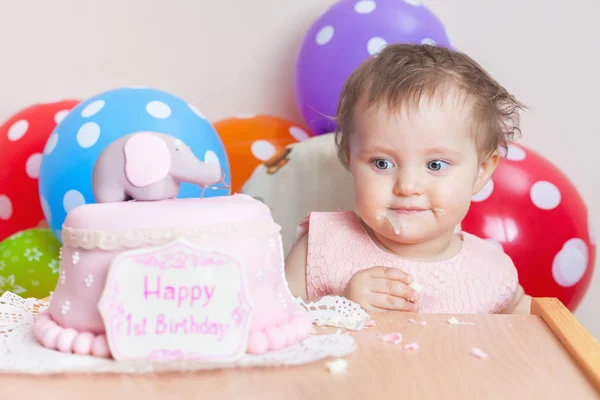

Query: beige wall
[1,0,598,336]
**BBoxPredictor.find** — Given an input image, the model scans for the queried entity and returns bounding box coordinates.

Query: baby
[285,43,532,315]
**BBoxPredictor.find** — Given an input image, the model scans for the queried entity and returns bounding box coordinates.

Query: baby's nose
[393,168,424,196]
[394,182,422,196]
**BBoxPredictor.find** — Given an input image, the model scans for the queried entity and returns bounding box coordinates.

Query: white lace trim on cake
[62,221,282,250]
[0,292,361,374]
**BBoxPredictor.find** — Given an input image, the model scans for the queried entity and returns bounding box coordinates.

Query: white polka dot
[81,100,105,117]
[44,133,59,155]
[505,144,527,161]
[41,196,51,223]
[188,103,206,119]
[54,110,70,124]
[235,113,257,119]
[421,38,437,46]
[530,181,561,210]
[552,238,588,287]
[471,180,494,202]
[7,120,28,141]
[204,150,220,167]
[289,126,309,141]
[316,25,335,46]
[588,212,596,245]
[251,140,277,161]
[77,122,101,148]
[0,195,12,220]
[484,238,504,252]
[367,37,388,55]
[403,0,421,6]
[146,101,171,119]
[25,153,43,179]
[63,190,86,214]
[354,0,376,14]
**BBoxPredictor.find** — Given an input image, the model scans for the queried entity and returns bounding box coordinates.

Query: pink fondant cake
[34,194,311,359]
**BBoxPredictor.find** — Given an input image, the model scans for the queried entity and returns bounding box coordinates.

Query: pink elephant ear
[123,132,171,187]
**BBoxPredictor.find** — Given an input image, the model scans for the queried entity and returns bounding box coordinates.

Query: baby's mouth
[389,206,428,215]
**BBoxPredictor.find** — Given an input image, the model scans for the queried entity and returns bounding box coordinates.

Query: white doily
[297,295,370,330]
[0,291,360,374]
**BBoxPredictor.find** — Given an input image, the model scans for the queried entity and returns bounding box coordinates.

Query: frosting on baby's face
[348,92,497,259]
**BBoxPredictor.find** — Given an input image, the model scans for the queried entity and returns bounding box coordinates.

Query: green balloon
[0,228,61,299]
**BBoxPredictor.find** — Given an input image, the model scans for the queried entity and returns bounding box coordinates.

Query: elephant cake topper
[92,131,229,203]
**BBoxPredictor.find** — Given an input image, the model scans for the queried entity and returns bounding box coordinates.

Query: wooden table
[2,298,599,399]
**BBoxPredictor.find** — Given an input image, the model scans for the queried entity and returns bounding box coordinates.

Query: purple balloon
[295,0,452,135]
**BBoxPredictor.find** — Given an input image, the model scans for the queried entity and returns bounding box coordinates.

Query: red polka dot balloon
[462,143,595,311]
[0,100,80,242]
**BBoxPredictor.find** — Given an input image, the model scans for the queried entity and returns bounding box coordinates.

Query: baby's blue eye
[373,159,394,170]
[427,160,449,172]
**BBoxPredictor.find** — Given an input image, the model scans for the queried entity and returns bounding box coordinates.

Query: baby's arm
[284,233,309,300]
[499,284,532,315]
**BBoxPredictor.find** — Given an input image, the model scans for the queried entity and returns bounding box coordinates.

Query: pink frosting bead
[282,321,298,346]
[56,328,78,353]
[41,326,62,349]
[33,313,52,338]
[73,332,95,355]
[40,321,58,339]
[246,331,268,354]
[91,335,110,357]
[265,326,286,351]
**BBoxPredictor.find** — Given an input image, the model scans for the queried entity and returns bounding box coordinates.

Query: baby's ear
[473,150,500,194]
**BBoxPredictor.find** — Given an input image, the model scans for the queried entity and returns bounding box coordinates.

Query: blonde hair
[334,43,526,168]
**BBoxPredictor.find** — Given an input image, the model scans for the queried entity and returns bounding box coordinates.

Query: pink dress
[295,211,519,314]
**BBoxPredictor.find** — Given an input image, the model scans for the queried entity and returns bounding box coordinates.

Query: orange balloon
[213,115,311,193]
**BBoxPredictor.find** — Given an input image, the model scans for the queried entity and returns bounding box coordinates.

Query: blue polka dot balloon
[38,87,231,242]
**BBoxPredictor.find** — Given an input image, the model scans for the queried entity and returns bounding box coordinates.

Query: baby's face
[348,94,494,246]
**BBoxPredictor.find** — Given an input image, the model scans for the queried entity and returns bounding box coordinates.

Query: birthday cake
[33,194,312,360]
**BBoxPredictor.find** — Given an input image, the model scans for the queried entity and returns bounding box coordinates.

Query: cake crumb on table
[409,318,427,326]
[381,333,403,344]
[447,317,475,325]
[470,347,488,359]
[325,358,349,375]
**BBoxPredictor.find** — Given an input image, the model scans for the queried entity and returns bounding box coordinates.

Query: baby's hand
[343,266,420,312]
